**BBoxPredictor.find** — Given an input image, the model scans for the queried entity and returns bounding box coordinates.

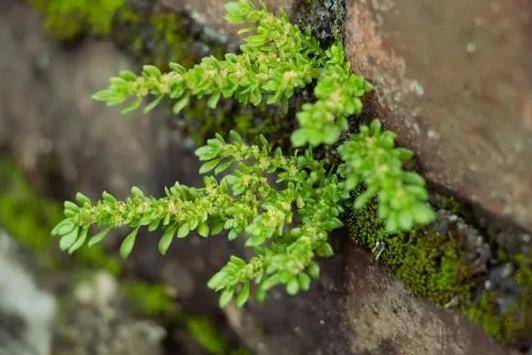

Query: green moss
[186,316,229,355]
[348,202,473,305]
[186,316,251,355]
[438,196,464,215]
[114,8,194,69]
[0,159,63,266]
[465,253,532,346]
[124,281,177,316]
[30,0,124,40]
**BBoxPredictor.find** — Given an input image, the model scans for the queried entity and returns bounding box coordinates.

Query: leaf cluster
[53,133,346,306]
[92,0,371,146]
[338,120,434,233]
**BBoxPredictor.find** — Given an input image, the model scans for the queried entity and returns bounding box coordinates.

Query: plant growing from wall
[52,0,434,307]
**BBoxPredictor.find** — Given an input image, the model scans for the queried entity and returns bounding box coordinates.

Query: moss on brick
[347,201,474,306]
[465,253,532,347]
[348,200,531,349]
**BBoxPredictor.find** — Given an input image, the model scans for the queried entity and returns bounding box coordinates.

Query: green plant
[91,0,371,147]
[52,0,434,307]
[52,133,346,306]
[339,120,433,233]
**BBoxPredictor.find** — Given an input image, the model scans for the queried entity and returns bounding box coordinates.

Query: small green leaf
[316,242,334,257]
[59,228,79,251]
[286,278,299,295]
[143,65,161,78]
[92,89,111,102]
[177,224,190,239]
[159,227,176,255]
[261,274,281,290]
[236,283,250,308]
[68,228,88,254]
[412,204,435,224]
[308,263,320,279]
[197,222,210,237]
[52,219,75,236]
[169,62,185,73]
[148,219,161,232]
[172,96,189,113]
[219,288,234,308]
[131,186,144,197]
[121,97,142,114]
[119,70,136,81]
[398,210,413,231]
[354,190,373,209]
[64,201,79,212]
[207,271,227,291]
[227,230,239,241]
[298,273,311,291]
[322,125,341,145]
[194,146,218,160]
[88,228,110,247]
[210,219,224,235]
[290,129,307,147]
[144,95,163,113]
[75,192,91,205]
[120,228,139,259]
[214,159,233,175]
[207,93,221,108]
[199,159,220,174]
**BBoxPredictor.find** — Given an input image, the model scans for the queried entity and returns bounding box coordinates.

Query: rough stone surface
[0,231,56,355]
[345,0,532,233]
[53,272,166,355]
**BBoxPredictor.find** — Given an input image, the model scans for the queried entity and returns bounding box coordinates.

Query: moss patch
[124,281,177,316]
[186,316,250,355]
[465,253,532,348]
[347,201,474,306]
[29,0,124,40]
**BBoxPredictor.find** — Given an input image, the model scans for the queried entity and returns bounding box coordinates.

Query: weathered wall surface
[0,1,518,354]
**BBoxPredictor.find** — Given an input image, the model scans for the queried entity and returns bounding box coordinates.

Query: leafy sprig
[91,0,371,147]
[291,44,372,146]
[53,133,347,306]
[338,120,435,233]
